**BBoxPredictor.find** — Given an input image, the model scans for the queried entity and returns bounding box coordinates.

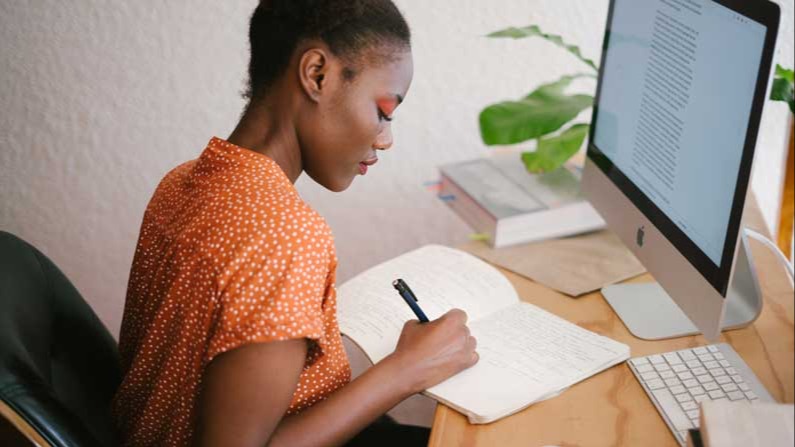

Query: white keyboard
[628,343,774,446]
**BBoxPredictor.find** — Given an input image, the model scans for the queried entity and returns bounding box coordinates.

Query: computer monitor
[582,0,780,341]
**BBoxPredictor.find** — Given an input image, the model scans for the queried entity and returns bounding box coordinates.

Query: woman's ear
[298,48,329,103]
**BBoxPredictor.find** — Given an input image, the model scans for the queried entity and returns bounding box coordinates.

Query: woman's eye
[378,109,393,122]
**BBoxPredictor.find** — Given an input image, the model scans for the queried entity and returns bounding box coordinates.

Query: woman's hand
[387,309,479,394]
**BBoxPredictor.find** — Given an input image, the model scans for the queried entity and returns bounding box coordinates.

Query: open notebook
[337,245,630,424]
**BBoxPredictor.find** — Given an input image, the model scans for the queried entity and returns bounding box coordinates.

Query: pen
[392,278,430,323]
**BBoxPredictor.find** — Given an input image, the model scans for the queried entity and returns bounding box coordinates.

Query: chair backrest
[0,231,121,447]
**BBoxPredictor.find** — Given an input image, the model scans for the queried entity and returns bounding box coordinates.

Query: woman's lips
[359,157,378,175]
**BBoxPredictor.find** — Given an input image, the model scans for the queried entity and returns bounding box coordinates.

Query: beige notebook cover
[464,230,646,297]
[337,245,630,424]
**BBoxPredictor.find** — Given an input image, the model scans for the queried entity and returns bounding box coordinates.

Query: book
[438,152,605,248]
[337,244,630,424]
[697,401,794,447]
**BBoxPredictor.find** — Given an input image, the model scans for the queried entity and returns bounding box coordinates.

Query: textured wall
[1,0,793,425]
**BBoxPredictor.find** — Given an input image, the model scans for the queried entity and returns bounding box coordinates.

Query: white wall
[1,0,793,424]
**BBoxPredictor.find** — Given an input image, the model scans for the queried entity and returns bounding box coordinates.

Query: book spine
[438,174,498,245]
[494,202,606,248]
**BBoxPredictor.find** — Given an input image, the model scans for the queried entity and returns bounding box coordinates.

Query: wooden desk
[429,198,794,447]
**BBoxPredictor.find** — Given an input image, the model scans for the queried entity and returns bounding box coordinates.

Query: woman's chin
[323,175,355,193]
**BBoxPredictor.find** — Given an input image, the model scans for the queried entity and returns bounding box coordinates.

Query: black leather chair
[0,231,121,446]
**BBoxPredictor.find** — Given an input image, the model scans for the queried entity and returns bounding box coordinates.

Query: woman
[111,1,479,446]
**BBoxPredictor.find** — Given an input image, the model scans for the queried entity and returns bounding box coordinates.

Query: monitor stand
[600,229,763,340]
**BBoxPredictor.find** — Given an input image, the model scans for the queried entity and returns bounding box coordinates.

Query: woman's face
[298,48,414,192]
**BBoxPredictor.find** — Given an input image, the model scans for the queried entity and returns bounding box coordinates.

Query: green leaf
[775,64,794,83]
[523,74,593,99]
[770,64,794,114]
[521,124,590,173]
[479,75,594,145]
[488,24,598,72]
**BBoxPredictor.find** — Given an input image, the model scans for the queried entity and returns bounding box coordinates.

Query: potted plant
[770,64,794,114]
[478,24,598,173]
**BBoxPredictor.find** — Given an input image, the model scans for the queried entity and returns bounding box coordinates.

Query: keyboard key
[686,360,702,369]
[664,353,683,365]
[697,375,714,384]
[738,383,751,391]
[649,355,665,364]
[670,385,686,395]
[710,368,726,377]
[652,389,694,430]
[641,372,660,381]
[673,364,688,373]
[704,382,720,391]
[680,350,697,361]
[728,391,745,401]
[731,375,744,383]
[745,391,758,400]
[695,395,710,403]
[692,367,708,376]
[719,360,731,368]
[636,364,654,373]
[647,379,665,390]
[698,354,715,362]
[683,379,699,388]
[665,378,682,387]
[681,401,698,411]
[707,345,719,353]
[689,386,705,396]
[703,361,719,369]
[708,390,726,399]
[713,352,725,360]
[660,371,676,379]
[694,347,709,355]
[676,393,693,403]
[687,409,700,420]
[654,363,672,372]
[678,372,695,381]
[721,383,738,392]
[716,376,732,385]
[726,367,737,375]
[631,357,650,366]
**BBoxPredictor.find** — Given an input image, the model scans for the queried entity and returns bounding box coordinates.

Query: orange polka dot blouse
[112,137,352,446]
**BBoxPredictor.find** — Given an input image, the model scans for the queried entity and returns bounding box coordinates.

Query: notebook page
[337,245,518,363]
[426,302,630,423]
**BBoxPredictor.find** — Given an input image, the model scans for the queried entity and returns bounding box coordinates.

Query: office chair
[0,231,121,446]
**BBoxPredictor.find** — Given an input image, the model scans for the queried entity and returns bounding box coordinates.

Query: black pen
[392,278,430,323]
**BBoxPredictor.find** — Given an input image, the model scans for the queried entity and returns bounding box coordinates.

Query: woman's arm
[194,309,478,447]
[193,338,308,446]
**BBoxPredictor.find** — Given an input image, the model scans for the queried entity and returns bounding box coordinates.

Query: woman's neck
[227,94,303,184]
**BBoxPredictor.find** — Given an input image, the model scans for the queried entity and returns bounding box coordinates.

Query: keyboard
[628,343,774,446]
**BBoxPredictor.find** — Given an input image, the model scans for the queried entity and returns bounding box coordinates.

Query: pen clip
[401,280,419,302]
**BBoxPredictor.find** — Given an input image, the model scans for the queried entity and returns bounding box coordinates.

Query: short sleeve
[205,239,331,364]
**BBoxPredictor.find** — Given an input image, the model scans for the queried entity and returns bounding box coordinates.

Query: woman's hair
[245,0,411,101]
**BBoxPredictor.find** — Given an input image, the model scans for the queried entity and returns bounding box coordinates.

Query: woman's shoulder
[205,181,334,262]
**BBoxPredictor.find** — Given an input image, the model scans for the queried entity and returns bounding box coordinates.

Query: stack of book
[437,152,605,248]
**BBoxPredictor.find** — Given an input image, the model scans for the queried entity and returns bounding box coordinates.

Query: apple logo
[636,226,645,247]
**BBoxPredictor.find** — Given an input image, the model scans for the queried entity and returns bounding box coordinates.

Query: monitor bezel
[587,0,781,295]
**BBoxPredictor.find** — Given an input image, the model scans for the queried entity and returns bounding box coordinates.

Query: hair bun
[246,0,410,100]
